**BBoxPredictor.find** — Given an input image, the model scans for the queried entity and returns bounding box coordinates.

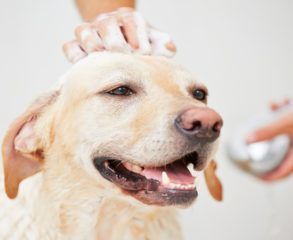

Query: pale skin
[71,0,292,181]
[247,100,293,181]
[64,1,176,63]
[75,0,135,21]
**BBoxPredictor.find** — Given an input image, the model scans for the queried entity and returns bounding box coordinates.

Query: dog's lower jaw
[36,188,183,240]
[93,198,184,240]
[29,155,184,240]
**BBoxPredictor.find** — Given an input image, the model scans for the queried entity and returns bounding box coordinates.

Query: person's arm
[63,8,176,63]
[76,0,135,21]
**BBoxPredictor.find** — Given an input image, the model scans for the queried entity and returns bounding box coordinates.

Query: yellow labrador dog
[1,8,223,240]
[1,52,222,240]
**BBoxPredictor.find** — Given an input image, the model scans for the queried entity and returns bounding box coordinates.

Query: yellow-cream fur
[0,52,218,240]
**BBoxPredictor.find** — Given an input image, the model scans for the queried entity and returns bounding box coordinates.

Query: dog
[1,52,223,240]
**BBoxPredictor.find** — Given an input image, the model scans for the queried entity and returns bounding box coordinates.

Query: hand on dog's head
[2,52,223,205]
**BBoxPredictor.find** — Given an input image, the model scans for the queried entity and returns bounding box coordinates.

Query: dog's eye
[108,86,134,96]
[193,89,207,101]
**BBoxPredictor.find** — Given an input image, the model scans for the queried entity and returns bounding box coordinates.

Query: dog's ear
[204,159,223,201]
[2,90,59,199]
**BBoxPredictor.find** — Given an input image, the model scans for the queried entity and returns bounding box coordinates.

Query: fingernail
[246,133,257,143]
[165,42,176,52]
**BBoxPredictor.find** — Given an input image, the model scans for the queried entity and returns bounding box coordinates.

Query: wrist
[76,0,135,21]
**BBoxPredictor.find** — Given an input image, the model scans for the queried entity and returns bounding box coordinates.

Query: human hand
[246,99,293,181]
[63,8,176,63]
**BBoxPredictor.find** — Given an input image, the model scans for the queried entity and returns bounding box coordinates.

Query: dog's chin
[93,151,201,207]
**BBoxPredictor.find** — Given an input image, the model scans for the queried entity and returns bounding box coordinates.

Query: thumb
[262,149,293,181]
[246,112,293,143]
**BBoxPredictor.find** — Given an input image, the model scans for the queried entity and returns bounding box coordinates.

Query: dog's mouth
[93,152,200,206]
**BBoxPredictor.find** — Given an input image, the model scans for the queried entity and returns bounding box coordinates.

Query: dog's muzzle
[93,152,200,206]
[175,107,223,143]
[92,107,222,206]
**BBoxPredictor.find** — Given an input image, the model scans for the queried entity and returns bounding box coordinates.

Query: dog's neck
[29,152,183,240]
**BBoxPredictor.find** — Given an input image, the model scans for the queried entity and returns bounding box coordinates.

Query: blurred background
[0,0,292,239]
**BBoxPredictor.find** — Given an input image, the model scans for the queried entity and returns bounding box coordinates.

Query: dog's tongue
[142,161,195,184]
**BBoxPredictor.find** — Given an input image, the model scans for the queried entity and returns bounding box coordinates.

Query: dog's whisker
[1,50,222,239]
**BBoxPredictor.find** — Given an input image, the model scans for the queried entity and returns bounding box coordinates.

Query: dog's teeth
[164,181,196,190]
[124,162,133,171]
[132,165,142,173]
[162,171,170,185]
[187,163,197,177]
[187,163,194,172]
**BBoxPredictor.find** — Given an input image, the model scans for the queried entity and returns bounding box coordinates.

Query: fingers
[63,8,177,63]
[246,111,293,143]
[118,11,151,54]
[262,148,293,181]
[63,40,87,63]
[149,28,176,57]
[117,12,140,50]
[93,17,130,52]
[75,23,104,53]
[204,160,223,201]
[270,98,291,111]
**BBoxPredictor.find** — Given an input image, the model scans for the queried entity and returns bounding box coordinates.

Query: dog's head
[2,53,222,206]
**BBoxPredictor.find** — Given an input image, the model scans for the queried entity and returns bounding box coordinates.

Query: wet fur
[0,52,218,239]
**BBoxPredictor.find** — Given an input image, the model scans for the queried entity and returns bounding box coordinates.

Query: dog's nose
[175,107,223,142]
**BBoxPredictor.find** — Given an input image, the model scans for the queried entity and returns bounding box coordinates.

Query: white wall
[0,0,292,239]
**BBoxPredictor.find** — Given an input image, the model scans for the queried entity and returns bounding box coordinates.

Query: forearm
[75,0,135,21]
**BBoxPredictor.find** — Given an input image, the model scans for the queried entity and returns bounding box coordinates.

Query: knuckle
[62,41,73,52]
[131,42,139,49]
[121,14,135,25]
[138,46,151,55]
[95,15,115,26]
[132,11,145,22]
[95,12,111,21]
[165,42,176,52]
[62,42,69,51]
[108,42,130,52]
[83,39,101,52]
[75,23,90,36]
